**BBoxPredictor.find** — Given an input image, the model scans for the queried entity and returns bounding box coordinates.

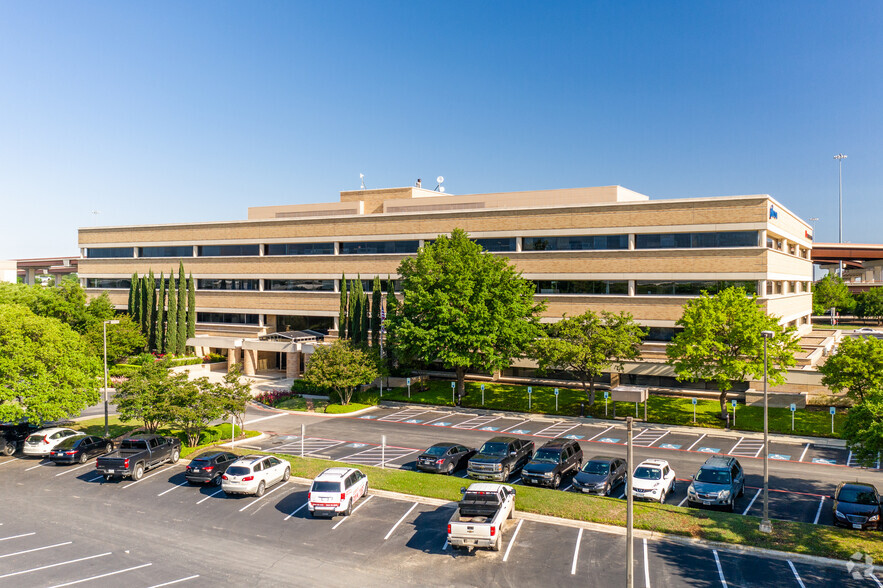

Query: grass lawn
[379,380,847,438]
[275,396,372,414]
[217,450,882,563]
[72,416,141,438]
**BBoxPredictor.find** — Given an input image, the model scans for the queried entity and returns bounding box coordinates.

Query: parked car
[572,456,627,495]
[0,422,41,456]
[631,459,676,503]
[307,467,368,517]
[686,456,745,511]
[832,482,882,530]
[416,443,475,474]
[22,427,81,458]
[48,435,114,465]
[185,451,239,486]
[520,438,583,489]
[448,483,516,552]
[96,434,182,481]
[222,455,291,497]
[467,436,534,482]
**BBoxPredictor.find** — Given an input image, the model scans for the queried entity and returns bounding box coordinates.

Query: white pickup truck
[447,483,516,552]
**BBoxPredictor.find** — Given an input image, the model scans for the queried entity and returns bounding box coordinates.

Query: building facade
[77,185,814,380]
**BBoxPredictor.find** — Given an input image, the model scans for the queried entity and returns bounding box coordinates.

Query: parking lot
[0,453,878,587]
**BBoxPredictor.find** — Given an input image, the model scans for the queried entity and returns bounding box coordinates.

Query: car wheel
[213,475,223,487]
[79,452,87,464]
[445,462,454,475]
[659,489,666,504]
[501,466,510,481]
[282,467,291,482]
[103,474,112,482]
[727,497,735,513]
[170,449,180,464]
[553,474,561,489]
[2,443,14,457]
[104,443,112,454]
[255,481,266,497]
[492,534,502,552]
[344,499,353,516]
[132,463,144,481]
[738,483,745,498]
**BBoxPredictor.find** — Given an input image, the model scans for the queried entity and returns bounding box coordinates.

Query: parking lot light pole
[834,154,847,278]
[760,330,774,534]
[102,319,119,438]
[626,416,634,588]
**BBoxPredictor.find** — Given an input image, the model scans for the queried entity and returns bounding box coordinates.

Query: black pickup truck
[467,436,534,482]
[95,434,181,481]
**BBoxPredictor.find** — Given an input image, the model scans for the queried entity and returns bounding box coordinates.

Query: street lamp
[760,329,774,534]
[103,319,120,438]
[834,154,847,277]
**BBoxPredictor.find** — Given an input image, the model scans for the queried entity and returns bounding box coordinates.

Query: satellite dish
[439,187,445,193]
[436,176,444,184]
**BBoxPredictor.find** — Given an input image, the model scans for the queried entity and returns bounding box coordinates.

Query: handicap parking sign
[691,398,697,405]
[790,404,796,412]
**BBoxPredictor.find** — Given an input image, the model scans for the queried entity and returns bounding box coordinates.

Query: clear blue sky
[1,2,881,259]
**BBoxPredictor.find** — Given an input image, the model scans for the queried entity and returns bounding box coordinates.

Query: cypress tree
[348,279,358,343]
[156,272,166,353]
[371,276,382,347]
[338,274,348,339]
[139,276,149,334]
[176,263,187,355]
[186,272,196,351]
[146,270,156,351]
[132,275,142,326]
[384,275,398,365]
[166,273,178,356]
[360,293,369,344]
[127,273,136,316]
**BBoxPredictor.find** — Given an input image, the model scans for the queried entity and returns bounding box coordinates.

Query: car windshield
[191,459,211,467]
[695,469,730,484]
[582,461,610,475]
[226,466,251,476]
[55,436,86,449]
[838,487,879,505]
[424,446,449,456]
[312,481,341,493]
[479,442,508,456]
[532,449,561,464]
[634,467,661,480]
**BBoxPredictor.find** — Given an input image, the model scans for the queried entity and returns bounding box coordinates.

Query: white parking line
[0,532,36,542]
[0,552,112,579]
[384,502,418,540]
[123,466,178,489]
[47,562,153,587]
[331,495,374,529]
[798,443,810,462]
[421,414,452,426]
[24,460,52,472]
[869,574,883,588]
[570,528,583,575]
[442,539,448,551]
[587,426,615,442]
[196,488,224,505]
[534,422,580,438]
[846,450,855,467]
[742,488,762,515]
[54,461,96,476]
[812,497,825,524]
[686,434,707,452]
[284,502,308,521]
[562,484,572,492]
[243,412,287,425]
[643,538,651,588]
[148,575,201,588]
[500,420,530,433]
[238,481,290,512]
[453,416,501,430]
[712,550,728,588]
[0,541,72,559]
[502,519,523,562]
[157,480,190,497]
[0,458,22,468]
[787,561,806,588]
[678,495,689,507]
[727,437,745,454]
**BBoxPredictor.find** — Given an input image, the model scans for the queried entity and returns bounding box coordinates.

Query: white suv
[221,455,291,496]
[23,428,81,458]
[308,467,368,517]
[630,459,676,503]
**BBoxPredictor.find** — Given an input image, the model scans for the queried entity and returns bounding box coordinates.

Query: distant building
[0,260,17,283]
[16,257,79,285]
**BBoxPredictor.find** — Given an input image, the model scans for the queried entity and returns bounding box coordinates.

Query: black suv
[467,436,534,482]
[521,438,583,489]
[686,456,745,511]
[832,482,882,530]
[0,422,41,456]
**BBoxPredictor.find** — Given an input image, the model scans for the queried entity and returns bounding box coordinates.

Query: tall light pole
[626,416,634,588]
[834,154,847,278]
[759,330,774,534]
[103,319,120,438]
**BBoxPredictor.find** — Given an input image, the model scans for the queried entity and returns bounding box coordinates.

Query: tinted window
[634,467,661,480]
[532,449,561,463]
[838,487,879,505]
[523,235,628,251]
[582,461,610,475]
[139,246,193,258]
[424,446,448,456]
[86,278,131,289]
[344,475,354,489]
[266,279,334,292]
[635,231,758,249]
[265,243,334,256]
[636,280,757,296]
[534,280,629,295]
[311,481,341,493]
[197,244,260,257]
[197,279,259,291]
[56,436,87,449]
[197,313,260,325]
[226,466,251,476]
[339,241,420,255]
[86,247,134,258]
[474,237,517,252]
[478,442,509,456]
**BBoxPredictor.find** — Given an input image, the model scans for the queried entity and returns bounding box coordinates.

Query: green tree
[813,275,853,321]
[534,310,646,404]
[86,292,116,322]
[166,374,226,447]
[166,274,178,356]
[384,275,398,366]
[156,273,166,353]
[840,392,883,468]
[176,263,186,355]
[303,339,379,405]
[139,274,149,334]
[83,314,147,364]
[667,287,800,419]
[339,274,348,339]
[218,364,253,434]
[855,287,883,324]
[0,278,90,333]
[819,336,883,403]
[132,275,142,327]
[114,360,174,433]
[0,305,101,423]
[127,272,137,316]
[360,292,369,344]
[388,228,545,399]
[349,277,362,344]
[186,273,196,350]
[371,276,382,347]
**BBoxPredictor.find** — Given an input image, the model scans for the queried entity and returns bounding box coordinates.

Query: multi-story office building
[77,184,814,382]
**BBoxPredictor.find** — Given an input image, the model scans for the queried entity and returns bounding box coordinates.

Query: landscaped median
[201,448,882,563]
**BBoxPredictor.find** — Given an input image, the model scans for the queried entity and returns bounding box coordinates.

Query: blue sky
[1,2,881,258]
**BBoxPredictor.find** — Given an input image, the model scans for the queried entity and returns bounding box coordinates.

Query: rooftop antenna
[359,173,366,190]
[434,175,445,193]
[91,210,101,215]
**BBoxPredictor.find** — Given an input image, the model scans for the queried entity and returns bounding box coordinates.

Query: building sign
[769,205,778,220]
[805,230,813,241]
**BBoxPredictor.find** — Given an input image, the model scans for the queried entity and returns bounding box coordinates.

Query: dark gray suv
[686,456,745,511]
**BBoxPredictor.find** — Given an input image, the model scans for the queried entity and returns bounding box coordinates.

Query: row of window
[85,230,765,259]
[635,280,758,296]
[766,281,811,295]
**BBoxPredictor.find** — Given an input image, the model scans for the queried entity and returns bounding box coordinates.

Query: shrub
[169,357,203,366]
[290,379,333,396]
[352,390,380,406]
[131,353,157,366]
[254,389,301,407]
[109,364,141,378]
[204,352,226,363]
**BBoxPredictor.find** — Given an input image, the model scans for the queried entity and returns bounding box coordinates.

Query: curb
[248,401,379,419]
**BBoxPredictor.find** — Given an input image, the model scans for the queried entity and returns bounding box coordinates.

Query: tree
[339,274,348,339]
[166,274,178,355]
[0,277,90,333]
[303,339,379,405]
[114,360,175,433]
[155,272,166,353]
[840,391,883,468]
[218,364,253,434]
[667,287,801,419]
[139,274,149,334]
[83,314,147,364]
[384,275,398,366]
[534,310,646,404]
[349,277,362,344]
[855,287,883,324]
[132,275,142,327]
[813,275,852,321]
[819,336,883,403]
[360,292,369,344]
[387,228,545,399]
[86,292,116,323]
[166,374,226,447]
[0,305,101,423]
[371,276,382,347]
[176,263,186,355]
[127,272,137,316]
[146,271,156,346]
[186,272,196,350]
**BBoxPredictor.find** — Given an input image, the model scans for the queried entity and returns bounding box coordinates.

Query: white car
[630,459,676,503]
[221,455,291,496]
[22,428,81,458]
[308,467,369,517]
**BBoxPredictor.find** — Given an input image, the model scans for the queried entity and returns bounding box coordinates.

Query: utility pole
[626,416,634,588]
